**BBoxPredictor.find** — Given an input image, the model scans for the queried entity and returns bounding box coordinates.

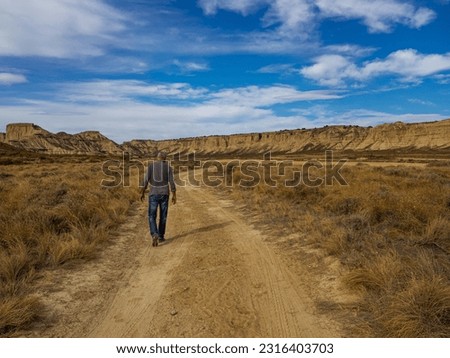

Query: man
[141,151,176,247]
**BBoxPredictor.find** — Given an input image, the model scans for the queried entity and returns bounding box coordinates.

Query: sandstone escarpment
[0,132,5,143]
[0,142,19,154]
[6,123,49,142]
[3,123,122,155]
[2,118,450,156]
[356,120,450,150]
[121,139,159,156]
[74,131,123,155]
[149,119,450,156]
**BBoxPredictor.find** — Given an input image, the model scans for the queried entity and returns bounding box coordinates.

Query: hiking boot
[152,234,159,247]
[159,237,166,243]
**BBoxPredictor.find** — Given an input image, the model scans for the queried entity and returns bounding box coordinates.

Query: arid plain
[1,120,449,338]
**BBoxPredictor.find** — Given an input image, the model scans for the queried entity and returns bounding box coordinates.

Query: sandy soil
[26,177,342,338]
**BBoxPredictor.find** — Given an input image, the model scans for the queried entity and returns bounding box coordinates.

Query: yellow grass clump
[227,162,450,337]
[0,160,138,335]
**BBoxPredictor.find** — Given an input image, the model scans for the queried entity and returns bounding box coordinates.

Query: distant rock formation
[147,119,450,155]
[1,119,450,156]
[0,142,20,154]
[121,139,158,156]
[5,123,50,143]
[2,123,122,155]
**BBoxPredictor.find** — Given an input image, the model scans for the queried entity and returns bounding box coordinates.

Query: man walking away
[141,151,176,247]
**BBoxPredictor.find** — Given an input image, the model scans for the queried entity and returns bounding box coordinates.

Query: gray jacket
[144,160,176,195]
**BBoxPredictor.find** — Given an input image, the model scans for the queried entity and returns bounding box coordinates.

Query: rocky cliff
[2,119,450,156]
[121,139,159,156]
[2,123,122,155]
[140,119,450,156]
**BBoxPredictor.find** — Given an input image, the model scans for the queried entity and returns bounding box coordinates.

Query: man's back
[145,160,176,195]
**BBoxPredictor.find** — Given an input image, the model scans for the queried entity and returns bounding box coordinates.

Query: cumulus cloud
[0,100,313,141]
[363,50,450,79]
[0,72,27,85]
[301,55,358,86]
[1,100,444,142]
[301,49,450,86]
[0,0,127,58]
[0,80,344,141]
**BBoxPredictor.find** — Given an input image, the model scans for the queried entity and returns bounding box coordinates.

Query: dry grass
[225,162,450,337]
[0,160,138,335]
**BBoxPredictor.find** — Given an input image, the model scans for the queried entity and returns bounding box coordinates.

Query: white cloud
[300,55,358,86]
[209,85,342,107]
[0,100,313,141]
[55,80,341,107]
[408,98,434,106]
[78,56,150,74]
[1,100,444,142]
[59,80,208,103]
[262,0,315,35]
[197,0,266,16]
[256,64,297,74]
[363,50,450,79]
[323,44,376,57]
[173,60,210,73]
[315,0,435,32]
[434,74,450,84]
[0,72,27,85]
[328,109,444,127]
[0,0,438,63]
[301,49,450,86]
[294,107,444,127]
[197,0,435,35]
[0,0,127,58]
[0,80,343,141]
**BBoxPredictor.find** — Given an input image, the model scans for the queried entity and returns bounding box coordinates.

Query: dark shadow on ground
[168,221,233,241]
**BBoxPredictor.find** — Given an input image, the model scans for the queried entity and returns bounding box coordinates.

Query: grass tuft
[225,162,450,337]
[0,160,138,335]
[0,295,41,335]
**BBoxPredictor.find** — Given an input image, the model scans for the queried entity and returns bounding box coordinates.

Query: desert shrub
[417,217,450,253]
[225,162,450,337]
[0,295,41,335]
[381,277,450,337]
[0,161,137,335]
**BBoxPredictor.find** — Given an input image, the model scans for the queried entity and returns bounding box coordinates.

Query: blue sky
[0,0,449,142]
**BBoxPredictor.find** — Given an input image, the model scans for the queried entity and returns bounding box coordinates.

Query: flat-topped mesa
[359,119,450,150]
[6,123,49,142]
[148,119,450,155]
[2,122,124,155]
[2,118,450,156]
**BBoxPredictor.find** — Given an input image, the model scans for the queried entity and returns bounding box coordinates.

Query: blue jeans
[148,194,169,239]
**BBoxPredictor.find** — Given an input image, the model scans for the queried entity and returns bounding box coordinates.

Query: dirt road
[29,176,341,338]
[81,179,340,338]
